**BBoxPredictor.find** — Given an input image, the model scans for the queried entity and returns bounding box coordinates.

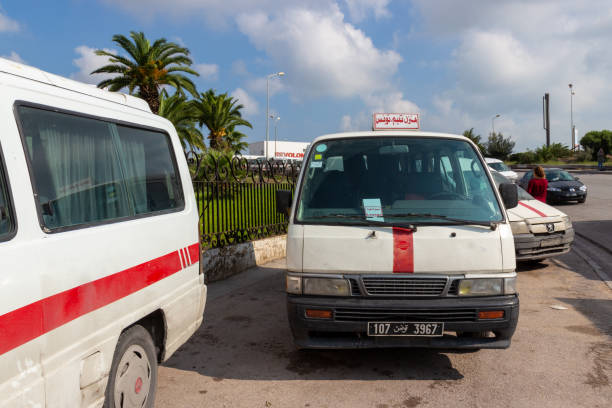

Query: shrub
[573,146,594,162]
[516,150,538,164]
[535,145,554,162]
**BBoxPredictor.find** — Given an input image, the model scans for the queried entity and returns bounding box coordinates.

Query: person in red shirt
[527,166,548,202]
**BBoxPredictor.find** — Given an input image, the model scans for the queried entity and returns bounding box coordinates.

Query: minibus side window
[17,105,184,231]
[18,106,131,229]
[114,125,184,214]
[0,155,15,239]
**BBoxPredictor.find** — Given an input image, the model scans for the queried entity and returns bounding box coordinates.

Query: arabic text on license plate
[367,322,444,337]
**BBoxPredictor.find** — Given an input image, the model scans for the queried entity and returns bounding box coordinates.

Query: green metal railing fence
[190,153,300,248]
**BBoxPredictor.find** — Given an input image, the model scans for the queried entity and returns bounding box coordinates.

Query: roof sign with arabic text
[373,113,419,130]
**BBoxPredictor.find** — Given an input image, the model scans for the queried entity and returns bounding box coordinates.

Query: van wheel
[104,325,158,408]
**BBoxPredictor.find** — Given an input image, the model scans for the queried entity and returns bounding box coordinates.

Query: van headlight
[561,215,572,230]
[458,277,516,296]
[579,185,587,191]
[510,220,530,234]
[459,279,503,296]
[548,187,561,192]
[303,277,350,296]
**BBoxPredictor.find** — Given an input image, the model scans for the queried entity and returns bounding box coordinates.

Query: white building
[248,141,310,160]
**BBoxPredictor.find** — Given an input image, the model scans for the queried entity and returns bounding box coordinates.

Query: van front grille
[361,276,447,296]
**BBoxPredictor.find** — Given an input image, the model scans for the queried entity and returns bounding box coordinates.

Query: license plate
[367,322,444,337]
[541,237,562,247]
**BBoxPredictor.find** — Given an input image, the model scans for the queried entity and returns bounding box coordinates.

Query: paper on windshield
[363,198,384,221]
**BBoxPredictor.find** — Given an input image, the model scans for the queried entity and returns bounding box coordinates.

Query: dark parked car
[519,168,587,203]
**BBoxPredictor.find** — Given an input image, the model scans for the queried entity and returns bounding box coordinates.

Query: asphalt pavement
[155,173,612,408]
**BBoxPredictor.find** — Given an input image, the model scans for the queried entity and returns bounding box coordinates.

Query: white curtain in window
[37,116,127,228]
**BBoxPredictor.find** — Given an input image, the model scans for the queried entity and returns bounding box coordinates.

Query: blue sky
[2,1,611,151]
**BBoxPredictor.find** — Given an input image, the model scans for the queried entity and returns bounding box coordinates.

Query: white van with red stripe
[276,131,520,349]
[0,58,206,407]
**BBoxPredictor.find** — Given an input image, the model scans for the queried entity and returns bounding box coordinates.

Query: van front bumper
[287,294,519,350]
[514,227,574,261]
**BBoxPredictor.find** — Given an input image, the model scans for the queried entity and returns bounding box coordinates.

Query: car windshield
[491,171,533,201]
[488,162,510,172]
[295,137,503,225]
[545,170,574,182]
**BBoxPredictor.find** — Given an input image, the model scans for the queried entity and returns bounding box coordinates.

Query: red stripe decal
[187,243,200,266]
[393,227,414,273]
[518,201,546,217]
[0,244,198,356]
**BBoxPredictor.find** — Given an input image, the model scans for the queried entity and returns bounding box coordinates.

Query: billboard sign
[373,113,419,130]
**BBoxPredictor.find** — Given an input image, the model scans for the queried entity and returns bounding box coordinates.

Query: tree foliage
[462,128,485,154]
[580,130,612,160]
[193,89,252,151]
[92,31,199,113]
[485,132,515,160]
[157,90,204,153]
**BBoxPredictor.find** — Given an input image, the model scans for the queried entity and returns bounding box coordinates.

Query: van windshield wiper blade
[384,213,499,230]
[304,214,418,230]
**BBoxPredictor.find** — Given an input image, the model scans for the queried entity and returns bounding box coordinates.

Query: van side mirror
[574,176,580,181]
[499,183,518,209]
[276,189,292,216]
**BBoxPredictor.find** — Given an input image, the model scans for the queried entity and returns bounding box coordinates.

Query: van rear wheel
[104,325,158,408]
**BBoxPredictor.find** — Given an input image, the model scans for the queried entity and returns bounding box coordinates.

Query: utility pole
[569,83,575,150]
[543,93,550,147]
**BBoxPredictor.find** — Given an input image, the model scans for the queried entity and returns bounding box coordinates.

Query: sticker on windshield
[363,198,384,221]
[316,144,327,152]
[314,154,322,160]
[310,161,323,168]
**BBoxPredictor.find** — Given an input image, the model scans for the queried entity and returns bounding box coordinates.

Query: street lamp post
[266,72,284,159]
[491,114,501,135]
[569,83,575,150]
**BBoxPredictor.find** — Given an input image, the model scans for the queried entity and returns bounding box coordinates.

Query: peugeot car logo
[569,188,575,192]
[546,223,555,233]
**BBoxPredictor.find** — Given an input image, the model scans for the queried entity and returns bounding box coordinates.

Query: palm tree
[157,90,204,153]
[91,31,199,114]
[225,125,249,154]
[193,89,252,150]
[463,128,486,154]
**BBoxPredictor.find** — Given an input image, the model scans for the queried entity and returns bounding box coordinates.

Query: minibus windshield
[296,137,503,226]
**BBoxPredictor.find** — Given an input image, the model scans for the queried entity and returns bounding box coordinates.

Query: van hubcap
[114,345,151,408]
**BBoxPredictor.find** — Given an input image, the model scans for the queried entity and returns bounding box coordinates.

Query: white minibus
[277,131,519,349]
[0,58,206,407]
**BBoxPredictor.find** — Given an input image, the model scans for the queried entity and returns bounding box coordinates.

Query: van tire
[104,325,158,408]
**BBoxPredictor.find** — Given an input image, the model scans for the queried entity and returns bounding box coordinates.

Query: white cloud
[231,88,259,117]
[236,6,402,101]
[340,112,371,131]
[1,51,25,63]
[101,0,330,28]
[194,63,219,81]
[71,45,117,85]
[231,60,249,76]
[343,0,391,23]
[0,10,19,32]
[412,0,612,150]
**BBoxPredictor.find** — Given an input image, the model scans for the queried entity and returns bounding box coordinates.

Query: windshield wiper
[305,214,418,230]
[384,213,499,230]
